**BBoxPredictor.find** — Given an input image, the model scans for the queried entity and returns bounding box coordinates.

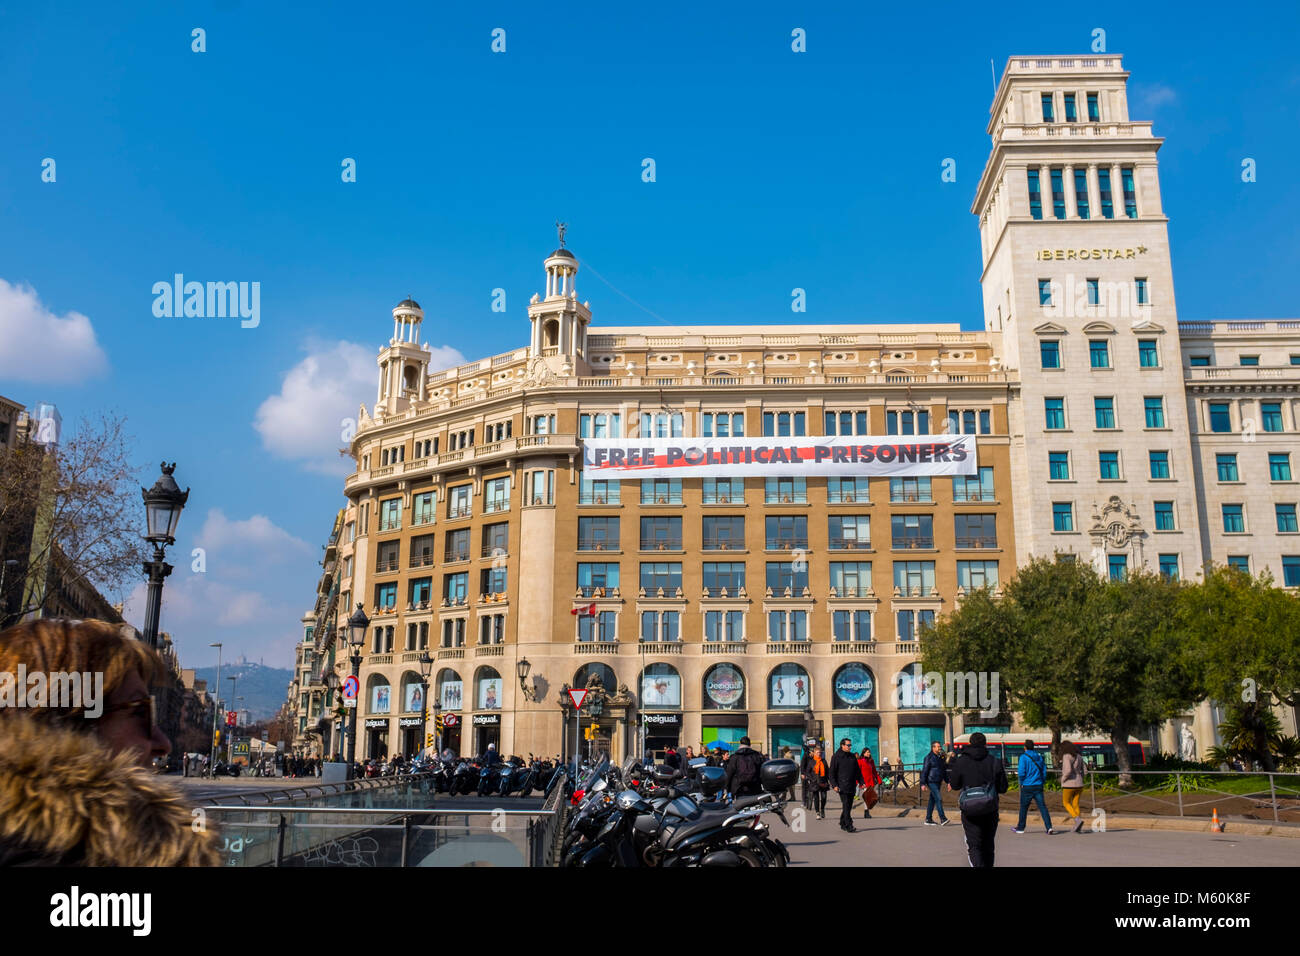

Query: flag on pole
[570,602,597,616]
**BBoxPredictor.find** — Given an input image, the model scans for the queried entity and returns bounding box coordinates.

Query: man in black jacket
[828,738,864,832]
[724,737,765,797]
[948,732,1009,867]
[920,740,951,826]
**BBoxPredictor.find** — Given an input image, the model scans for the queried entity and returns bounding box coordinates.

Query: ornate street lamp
[516,657,533,701]
[140,462,189,649]
[418,651,434,756]
[344,603,369,777]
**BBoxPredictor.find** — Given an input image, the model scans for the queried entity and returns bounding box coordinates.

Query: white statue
[1179,723,1197,761]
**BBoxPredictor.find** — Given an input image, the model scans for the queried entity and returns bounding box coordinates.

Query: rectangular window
[443,572,468,605]
[482,522,509,557]
[641,478,683,505]
[1122,167,1137,217]
[892,561,936,597]
[640,412,683,437]
[702,515,745,550]
[1138,339,1158,368]
[1049,452,1070,480]
[889,477,932,503]
[576,563,620,596]
[957,560,999,591]
[1209,402,1232,433]
[1027,168,1043,220]
[702,412,744,437]
[1217,454,1239,482]
[449,485,472,519]
[896,609,936,642]
[1040,340,1060,368]
[829,561,873,596]
[445,528,470,562]
[828,477,870,503]
[828,514,871,550]
[1045,398,1065,430]
[952,467,995,502]
[480,566,507,596]
[765,477,807,504]
[1094,397,1115,429]
[1269,453,1292,481]
[1158,554,1180,581]
[1136,278,1149,305]
[823,410,869,436]
[1261,402,1284,432]
[1222,505,1245,534]
[886,410,930,435]
[702,477,744,504]
[766,515,809,550]
[762,411,806,437]
[376,540,400,573]
[1041,93,1054,122]
[891,514,935,549]
[1154,501,1175,531]
[379,497,402,532]
[640,516,682,550]
[1089,340,1109,368]
[412,491,436,526]
[1052,502,1074,532]
[577,516,620,551]
[1108,554,1127,581]
[409,534,434,569]
[705,610,745,643]
[375,582,397,610]
[1050,167,1066,219]
[1087,91,1100,121]
[1097,166,1114,218]
[484,476,511,514]
[1149,451,1170,480]
[1227,556,1250,574]
[1190,355,1211,367]
[579,478,621,505]
[1099,451,1120,480]
[579,412,622,438]
[1239,355,1259,367]
[639,562,682,593]
[766,562,809,594]
[1144,396,1166,428]
[1064,92,1077,122]
[1277,505,1298,533]
[1292,356,1300,366]
[577,610,617,643]
[701,562,746,596]
[1074,167,1089,218]
[1038,278,1053,306]
[1087,279,1100,306]
[954,513,997,548]
[1283,557,1300,587]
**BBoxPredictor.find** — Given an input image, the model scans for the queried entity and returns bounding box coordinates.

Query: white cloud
[1136,83,1177,111]
[253,339,466,475]
[0,279,109,383]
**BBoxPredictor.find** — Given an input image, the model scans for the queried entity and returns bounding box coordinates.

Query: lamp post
[227,676,239,765]
[516,657,532,701]
[140,462,189,649]
[324,671,339,758]
[208,642,222,775]
[345,603,369,779]
[418,651,434,756]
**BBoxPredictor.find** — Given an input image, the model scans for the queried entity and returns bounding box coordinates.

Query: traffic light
[434,715,445,732]
[213,730,221,746]
[426,733,434,747]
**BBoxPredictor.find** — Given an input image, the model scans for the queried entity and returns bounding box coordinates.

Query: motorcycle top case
[759,759,799,793]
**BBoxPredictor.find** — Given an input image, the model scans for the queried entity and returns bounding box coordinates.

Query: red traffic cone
[1211,808,1224,833]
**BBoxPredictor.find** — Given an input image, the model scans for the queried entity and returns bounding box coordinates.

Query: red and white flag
[570,602,597,617]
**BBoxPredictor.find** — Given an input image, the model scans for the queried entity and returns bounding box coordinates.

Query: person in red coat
[857,747,882,819]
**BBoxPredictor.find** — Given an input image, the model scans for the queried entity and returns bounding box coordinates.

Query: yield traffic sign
[568,688,588,710]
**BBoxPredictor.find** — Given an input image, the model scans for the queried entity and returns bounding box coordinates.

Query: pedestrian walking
[806,746,830,818]
[921,740,951,826]
[829,737,864,832]
[948,732,1009,868]
[857,747,881,819]
[725,737,765,797]
[1059,741,1085,833]
[1012,740,1056,834]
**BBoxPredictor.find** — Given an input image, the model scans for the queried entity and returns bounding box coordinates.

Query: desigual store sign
[834,664,876,709]
[704,665,745,708]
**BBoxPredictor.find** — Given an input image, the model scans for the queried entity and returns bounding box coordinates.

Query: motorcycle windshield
[579,758,609,793]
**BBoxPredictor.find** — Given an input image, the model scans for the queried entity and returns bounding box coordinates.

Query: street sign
[343,698,356,708]
[568,689,588,710]
[260,731,268,741]
[342,676,359,699]
[443,713,457,727]
[226,711,237,727]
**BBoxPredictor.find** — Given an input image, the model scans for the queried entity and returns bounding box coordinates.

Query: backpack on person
[732,749,763,790]
[958,758,1003,816]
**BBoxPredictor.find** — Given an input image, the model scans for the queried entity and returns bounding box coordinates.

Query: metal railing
[642,538,683,550]
[892,537,935,549]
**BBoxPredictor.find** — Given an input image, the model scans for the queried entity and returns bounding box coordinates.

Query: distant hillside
[192,661,294,722]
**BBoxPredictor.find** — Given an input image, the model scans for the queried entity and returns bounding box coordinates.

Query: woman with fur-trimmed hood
[0,618,218,866]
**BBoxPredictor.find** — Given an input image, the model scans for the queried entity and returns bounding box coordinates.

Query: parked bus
[953,732,1146,771]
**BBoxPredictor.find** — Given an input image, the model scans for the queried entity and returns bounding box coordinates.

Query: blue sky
[2,2,1297,667]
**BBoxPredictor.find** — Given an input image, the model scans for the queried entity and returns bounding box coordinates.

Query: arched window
[403,365,418,392]
[400,671,425,714]
[639,663,681,709]
[702,663,745,710]
[436,669,463,711]
[573,662,616,693]
[544,320,559,348]
[475,666,502,710]
[366,674,391,715]
[896,662,941,709]
[767,663,810,710]
[833,662,876,709]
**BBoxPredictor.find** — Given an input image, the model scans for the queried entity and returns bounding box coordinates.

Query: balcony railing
[828,537,871,550]
[827,490,869,503]
[700,585,747,598]
[577,539,618,551]
[765,494,808,504]
[892,537,935,550]
[577,586,621,598]
[893,586,936,598]
[441,595,469,607]
[890,492,933,503]
[405,599,433,612]
[829,640,877,653]
[954,536,998,549]
[641,538,683,551]
[638,640,684,654]
[573,641,620,655]
[448,507,472,521]
[641,494,684,505]
[409,553,435,568]
[766,539,809,551]
[766,641,812,654]
[702,493,743,505]
[829,586,875,598]
[483,499,510,515]
[436,648,464,660]
[444,549,470,563]
[952,490,996,503]
[702,640,747,654]
[481,542,509,558]
[375,559,400,573]
[702,537,744,550]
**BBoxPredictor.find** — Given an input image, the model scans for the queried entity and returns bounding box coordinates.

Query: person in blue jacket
[920,740,951,826]
[1012,740,1056,834]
